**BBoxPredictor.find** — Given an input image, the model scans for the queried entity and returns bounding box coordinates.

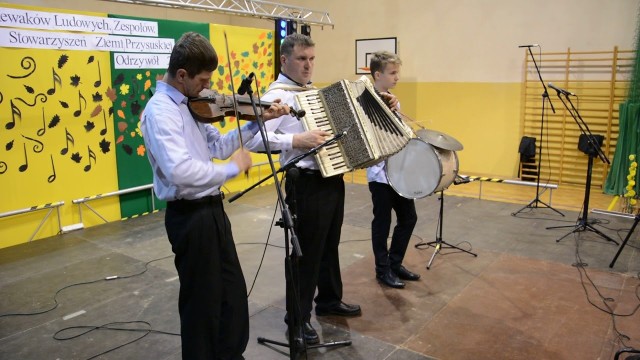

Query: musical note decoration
[100,109,108,135]
[47,154,56,183]
[7,56,36,79]
[0,161,6,174]
[37,107,46,136]
[5,140,13,151]
[59,100,69,109]
[18,143,28,172]
[94,60,102,88]
[73,91,86,117]
[84,146,96,172]
[24,85,35,94]
[60,128,74,155]
[46,68,62,95]
[6,100,21,130]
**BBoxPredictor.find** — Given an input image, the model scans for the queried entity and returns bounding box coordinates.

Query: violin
[187,91,305,124]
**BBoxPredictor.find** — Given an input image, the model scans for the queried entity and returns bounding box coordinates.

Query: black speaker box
[578,134,604,156]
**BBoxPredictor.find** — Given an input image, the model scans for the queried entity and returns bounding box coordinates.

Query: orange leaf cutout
[117,109,125,119]
[90,104,102,118]
[144,79,151,91]
[116,135,124,144]
[118,121,128,132]
[106,87,117,102]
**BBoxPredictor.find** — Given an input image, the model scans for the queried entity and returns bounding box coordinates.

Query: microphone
[518,44,539,48]
[237,72,255,95]
[548,83,575,96]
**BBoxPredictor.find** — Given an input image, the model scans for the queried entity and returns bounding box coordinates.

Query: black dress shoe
[376,270,405,289]
[393,265,421,281]
[315,302,362,316]
[302,322,319,344]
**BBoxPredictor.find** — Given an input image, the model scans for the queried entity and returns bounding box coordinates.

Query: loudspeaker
[301,24,311,37]
[578,134,604,156]
[274,19,297,75]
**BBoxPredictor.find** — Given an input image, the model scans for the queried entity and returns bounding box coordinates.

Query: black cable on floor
[53,320,179,360]
[0,255,173,318]
[0,255,177,360]
[571,232,640,351]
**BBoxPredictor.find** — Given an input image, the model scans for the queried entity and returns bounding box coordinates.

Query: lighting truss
[98,0,334,28]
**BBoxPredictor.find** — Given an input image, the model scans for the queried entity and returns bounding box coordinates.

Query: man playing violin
[140,31,290,360]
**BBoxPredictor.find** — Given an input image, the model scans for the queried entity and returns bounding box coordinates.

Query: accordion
[294,76,414,177]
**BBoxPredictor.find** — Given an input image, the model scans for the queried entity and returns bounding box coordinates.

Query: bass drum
[385,138,459,199]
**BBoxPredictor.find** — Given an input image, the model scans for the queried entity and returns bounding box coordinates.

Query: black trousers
[369,181,417,276]
[165,196,249,360]
[285,172,344,322]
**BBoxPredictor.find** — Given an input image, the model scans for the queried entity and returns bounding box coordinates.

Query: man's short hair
[281,33,315,57]
[369,51,402,78]
[168,32,218,78]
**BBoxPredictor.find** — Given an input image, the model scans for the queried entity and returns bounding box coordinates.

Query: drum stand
[426,191,477,269]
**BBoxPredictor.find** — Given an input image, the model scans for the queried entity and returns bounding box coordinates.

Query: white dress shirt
[141,81,259,201]
[244,74,318,170]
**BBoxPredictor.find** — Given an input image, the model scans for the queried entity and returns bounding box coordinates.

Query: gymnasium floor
[1,181,639,359]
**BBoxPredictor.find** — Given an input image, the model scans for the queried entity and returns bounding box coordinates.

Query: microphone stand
[228,134,345,204]
[512,46,564,217]
[545,91,617,244]
[232,79,351,359]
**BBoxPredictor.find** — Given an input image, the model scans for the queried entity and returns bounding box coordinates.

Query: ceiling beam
[98,0,334,28]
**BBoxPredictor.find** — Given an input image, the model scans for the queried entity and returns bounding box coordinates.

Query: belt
[294,167,322,176]
[167,192,224,209]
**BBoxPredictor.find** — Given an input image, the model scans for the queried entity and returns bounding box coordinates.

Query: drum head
[386,138,442,199]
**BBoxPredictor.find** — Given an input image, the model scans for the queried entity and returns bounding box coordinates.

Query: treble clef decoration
[7,56,37,79]
[14,93,48,107]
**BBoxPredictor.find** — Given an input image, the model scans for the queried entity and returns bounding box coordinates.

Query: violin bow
[223,31,245,148]
[223,31,249,177]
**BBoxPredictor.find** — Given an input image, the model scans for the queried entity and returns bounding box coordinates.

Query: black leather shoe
[393,265,421,281]
[377,270,405,288]
[302,322,319,344]
[315,302,362,317]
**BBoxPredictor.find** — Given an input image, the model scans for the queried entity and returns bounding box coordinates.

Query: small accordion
[295,76,414,177]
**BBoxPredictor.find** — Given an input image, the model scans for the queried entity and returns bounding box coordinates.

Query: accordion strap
[266,83,316,93]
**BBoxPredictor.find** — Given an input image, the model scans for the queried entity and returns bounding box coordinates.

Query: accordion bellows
[295,76,414,177]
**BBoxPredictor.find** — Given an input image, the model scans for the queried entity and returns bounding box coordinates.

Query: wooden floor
[345,169,618,213]
[3,183,638,359]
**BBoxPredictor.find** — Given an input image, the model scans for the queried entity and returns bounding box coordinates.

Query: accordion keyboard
[295,77,413,177]
[296,90,349,176]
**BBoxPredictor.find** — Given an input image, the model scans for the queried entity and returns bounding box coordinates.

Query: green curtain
[604,6,640,195]
[604,102,640,195]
